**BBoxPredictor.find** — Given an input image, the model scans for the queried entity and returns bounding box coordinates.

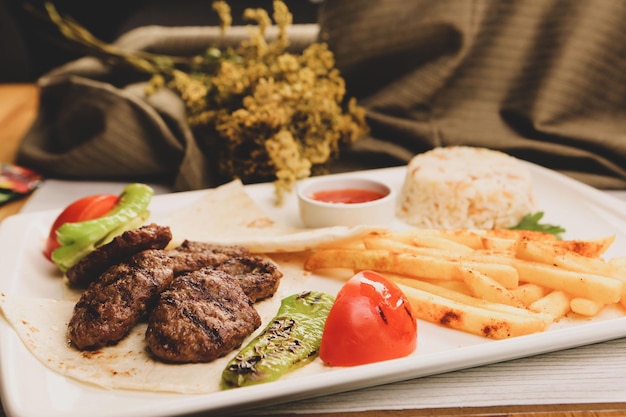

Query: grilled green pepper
[51,183,154,272]
[221,291,335,389]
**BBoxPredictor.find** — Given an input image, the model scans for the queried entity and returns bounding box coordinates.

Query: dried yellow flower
[44,0,369,203]
[212,1,232,34]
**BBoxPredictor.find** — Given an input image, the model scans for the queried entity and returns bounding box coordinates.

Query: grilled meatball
[68,249,174,350]
[168,240,249,276]
[66,223,172,287]
[215,256,282,302]
[146,268,261,363]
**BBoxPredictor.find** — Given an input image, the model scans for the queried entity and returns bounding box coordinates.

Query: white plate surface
[2,163,626,417]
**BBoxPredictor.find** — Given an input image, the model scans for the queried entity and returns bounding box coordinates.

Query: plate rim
[2,162,626,417]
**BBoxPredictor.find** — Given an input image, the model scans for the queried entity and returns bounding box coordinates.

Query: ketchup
[311,188,386,204]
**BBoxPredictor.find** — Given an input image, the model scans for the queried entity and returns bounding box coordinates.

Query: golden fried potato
[509,283,549,307]
[551,235,615,258]
[528,291,571,320]
[506,259,622,305]
[304,248,519,288]
[515,238,613,275]
[570,298,605,317]
[392,277,549,339]
[459,267,526,308]
[304,226,625,340]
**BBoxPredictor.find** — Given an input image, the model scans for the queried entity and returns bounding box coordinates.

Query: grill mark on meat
[68,249,174,350]
[167,240,249,276]
[215,256,283,302]
[67,231,283,363]
[145,268,261,363]
[170,241,281,301]
[182,306,224,345]
[117,281,134,306]
[66,224,172,287]
[159,283,240,336]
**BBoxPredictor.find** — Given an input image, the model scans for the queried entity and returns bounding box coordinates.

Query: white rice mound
[396,146,536,229]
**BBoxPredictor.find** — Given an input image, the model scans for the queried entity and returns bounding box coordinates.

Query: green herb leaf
[509,212,566,239]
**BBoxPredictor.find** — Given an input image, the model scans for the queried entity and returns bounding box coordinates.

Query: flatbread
[0,179,370,393]
[1,295,221,393]
[164,180,382,252]
[0,257,310,393]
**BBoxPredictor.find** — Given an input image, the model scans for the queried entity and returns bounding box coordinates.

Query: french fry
[419,278,472,295]
[433,229,486,249]
[604,258,626,308]
[570,298,605,317]
[304,226,625,340]
[426,228,556,248]
[455,251,622,304]
[315,231,375,249]
[409,235,474,253]
[363,237,469,258]
[480,236,517,252]
[390,276,548,320]
[377,229,486,249]
[371,230,436,245]
[484,229,558,242]
[509,283,549,307]
[454,229,557,248]
[609,257,626,279]
[529,291,571,320]
[392,277,550,339]
[363,237,458,257]
[552,235,615,258]
[459,267,526,308]
[506,259,622,304]
[515,238,613,276]
[304,249,461,279]
[376,228,558,250]
[304,248,519,288]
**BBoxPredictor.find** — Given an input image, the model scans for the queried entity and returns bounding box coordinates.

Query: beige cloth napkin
[16,0,626,191]
[16,24,320,191]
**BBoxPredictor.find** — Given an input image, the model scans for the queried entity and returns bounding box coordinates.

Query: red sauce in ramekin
[310,189,387,204]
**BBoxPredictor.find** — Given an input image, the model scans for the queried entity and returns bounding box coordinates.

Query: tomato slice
[43,194,119,261]
[319,270,417,367]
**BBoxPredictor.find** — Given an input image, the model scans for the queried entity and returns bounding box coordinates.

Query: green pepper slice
[221,290,335,389]
[51,183,154,272]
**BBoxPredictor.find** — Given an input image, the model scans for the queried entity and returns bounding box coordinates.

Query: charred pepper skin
[52,183,154,272]
[221,291,335,389]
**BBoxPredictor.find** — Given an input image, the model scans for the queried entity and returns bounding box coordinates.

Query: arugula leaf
[509,212,566,239]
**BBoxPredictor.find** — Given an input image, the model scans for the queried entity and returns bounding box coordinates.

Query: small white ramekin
[297,176,395,228]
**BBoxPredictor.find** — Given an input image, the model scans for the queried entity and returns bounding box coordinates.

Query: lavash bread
[0,180,378,394]
[396,147,535,229]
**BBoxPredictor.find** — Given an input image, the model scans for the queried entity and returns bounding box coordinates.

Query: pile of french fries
[304,228,626,339]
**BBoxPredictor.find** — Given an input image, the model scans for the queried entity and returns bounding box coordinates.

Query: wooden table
[0,84,39,220]
[1,83,625,417]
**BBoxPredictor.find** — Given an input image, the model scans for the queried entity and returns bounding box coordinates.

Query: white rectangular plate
[2,163,626,417]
